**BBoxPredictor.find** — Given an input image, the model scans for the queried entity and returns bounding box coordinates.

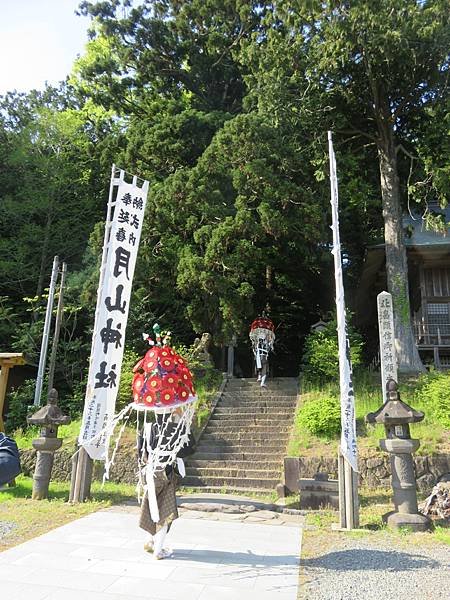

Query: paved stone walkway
[0,497,303,600]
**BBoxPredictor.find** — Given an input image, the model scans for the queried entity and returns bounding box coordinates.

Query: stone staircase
[183,377,298,494]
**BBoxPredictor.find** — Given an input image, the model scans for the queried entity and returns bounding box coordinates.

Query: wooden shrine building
[357,207,450,369]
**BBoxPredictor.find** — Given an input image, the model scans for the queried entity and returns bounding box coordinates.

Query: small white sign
[377,291,397,403]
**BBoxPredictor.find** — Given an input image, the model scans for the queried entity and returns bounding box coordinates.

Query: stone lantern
[27,388,71,500]
[365,379,431,531]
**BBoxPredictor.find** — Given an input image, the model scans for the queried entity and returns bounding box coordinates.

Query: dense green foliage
[1,1,449,413]
[297,395,342,438]
[415,371,450,429]
[301,320,364,380]
[289,374,449,456]
[4,380,36,434]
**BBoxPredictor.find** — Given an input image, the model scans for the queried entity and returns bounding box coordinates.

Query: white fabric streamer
[177,458,186,478]
[328,131,358,472]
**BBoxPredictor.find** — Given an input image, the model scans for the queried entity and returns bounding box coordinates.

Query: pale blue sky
[0,0,91,94]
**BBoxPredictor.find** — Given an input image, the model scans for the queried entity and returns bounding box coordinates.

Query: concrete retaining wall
[19,448,450,494]
[19,448,139,485]
[284,454,450,494]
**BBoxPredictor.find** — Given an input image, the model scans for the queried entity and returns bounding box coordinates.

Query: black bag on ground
[0,433,21,486]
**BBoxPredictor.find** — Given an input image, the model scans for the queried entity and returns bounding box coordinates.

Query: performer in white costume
[249,315,275,387]
[131,324,196,559]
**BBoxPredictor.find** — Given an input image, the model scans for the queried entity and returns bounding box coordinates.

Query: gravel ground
[300,537,450,600]
[0,521,17,540]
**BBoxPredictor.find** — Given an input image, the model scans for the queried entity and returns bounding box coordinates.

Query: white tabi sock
[153,524,168,556]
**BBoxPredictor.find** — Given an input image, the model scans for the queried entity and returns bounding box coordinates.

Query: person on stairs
[256,341,269,388]
[249,314,275,388]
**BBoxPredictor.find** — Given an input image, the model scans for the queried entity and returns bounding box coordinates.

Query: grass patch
[14,420,83,450]
[300,486,450,564]
[288,373,450,457]
[12,369,223,451]
[0,475,136,551]
[434,524,450,546]
[179,486,279,504]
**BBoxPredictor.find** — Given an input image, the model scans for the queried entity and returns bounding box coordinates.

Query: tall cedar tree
[250,0,449,372]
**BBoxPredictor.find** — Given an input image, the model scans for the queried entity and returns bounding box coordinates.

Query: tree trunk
[265,264,273,314]
[377,105,424,374]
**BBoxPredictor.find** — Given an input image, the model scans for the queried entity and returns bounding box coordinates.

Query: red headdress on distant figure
[249,316,275,369]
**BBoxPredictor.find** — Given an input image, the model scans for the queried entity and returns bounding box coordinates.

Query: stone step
[202,431,290,441]
[217,404,297,410]
[207,417,292,426]
[226,377,297,385]
[197,438,287,446]
[192,443,287,458]
[185,467,281,479]
[213,408,294,416]
[218,396,298,403]
[234,391,296,394]
[208,413,293,429]
[203,427,291,437]
[225,387,297,393]
[206,423,291,431]
[179,484,273,496]
[194,447,288,456]
[183,475,279,490]
[224,386,298,393]
[221,394,297,401]
[187,459,281,469]
[223,384,298,390]
[191,452,285,461]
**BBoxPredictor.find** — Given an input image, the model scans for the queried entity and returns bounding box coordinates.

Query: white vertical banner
[328,131,358,472]
[377,291,397,403]
[79,167,149,460]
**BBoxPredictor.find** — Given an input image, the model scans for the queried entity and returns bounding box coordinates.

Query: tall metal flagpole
[328,131,359,529]
[47,261,67,394]
[34,255,60,406]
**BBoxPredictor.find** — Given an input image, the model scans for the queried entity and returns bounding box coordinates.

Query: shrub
[5,379,36,433]
[116,348,141,410]
[414,371,450,429]
[302,319,363,380]
[297,395,341,438]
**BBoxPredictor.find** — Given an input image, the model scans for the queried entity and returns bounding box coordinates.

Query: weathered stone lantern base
[32,437,62,500]
[380,438,431,532]
[382,510,431,532]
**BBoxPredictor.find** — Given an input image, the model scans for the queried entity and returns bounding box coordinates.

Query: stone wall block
[366,457,384,469]
[416,473,436,493]
[428,455,450,480]
[16,448,450,491]
[413,456,429,479]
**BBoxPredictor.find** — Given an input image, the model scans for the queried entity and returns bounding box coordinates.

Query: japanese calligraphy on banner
[328,132,358,472]
[79,168,149,460]
[377,291,397,403]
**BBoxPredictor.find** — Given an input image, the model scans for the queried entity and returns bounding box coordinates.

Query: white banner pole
[328,131,358,473]
[79,167,149,460]
[328,131,359,529]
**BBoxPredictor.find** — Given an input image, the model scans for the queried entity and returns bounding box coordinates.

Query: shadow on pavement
[301,548,440,571]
